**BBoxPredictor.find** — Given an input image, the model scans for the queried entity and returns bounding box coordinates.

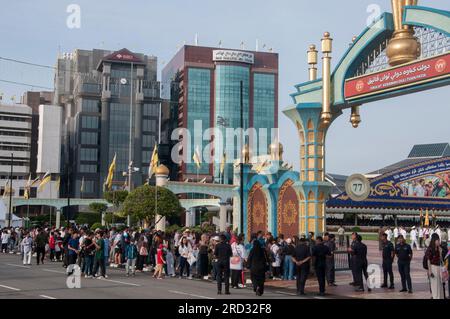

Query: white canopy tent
[0,199,23,228]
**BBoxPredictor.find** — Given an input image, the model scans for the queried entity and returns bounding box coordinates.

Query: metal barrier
[334,235,351,271]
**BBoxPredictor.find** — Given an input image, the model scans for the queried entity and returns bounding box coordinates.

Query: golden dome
[269,142,283,161]
[155,164,169,175]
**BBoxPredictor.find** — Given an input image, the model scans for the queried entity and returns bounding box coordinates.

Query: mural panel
[277,179,299,237]
[247,183,268,238]
[327,157,450,210]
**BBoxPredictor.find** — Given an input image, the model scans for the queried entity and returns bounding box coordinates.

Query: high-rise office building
[54,48,161,198]
[162,45,278,184]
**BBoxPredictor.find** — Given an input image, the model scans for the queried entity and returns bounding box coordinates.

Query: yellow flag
[80,177,85,193]
[37,172,51,192]
[193,146,201,169]
[24,174,32,199]
[55,176,60,193]
[148,145,159,179]
[424,209,430,226]
[105,154,116,191]
[3,180,10,199]
[220,152,226,175]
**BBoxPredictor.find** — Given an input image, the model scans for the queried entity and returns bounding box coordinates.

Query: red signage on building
[345,53,450,100]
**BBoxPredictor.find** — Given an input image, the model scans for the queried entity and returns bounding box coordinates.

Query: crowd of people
[0,224,448,298]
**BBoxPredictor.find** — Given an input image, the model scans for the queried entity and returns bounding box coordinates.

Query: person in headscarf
[247,239,268,296]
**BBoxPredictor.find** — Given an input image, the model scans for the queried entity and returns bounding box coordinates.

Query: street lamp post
[239,81,244,235]
[7,153,13,228]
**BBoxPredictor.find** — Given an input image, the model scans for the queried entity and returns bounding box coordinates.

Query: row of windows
[81,99,100,113]
[81,116,99,129]
[81,132,98,145]
[0,116,31,122]
[143,104,159,116]
[142,135,156,148]
[79,148,98,161]
[187,68,211,175]
[80,164,97,173]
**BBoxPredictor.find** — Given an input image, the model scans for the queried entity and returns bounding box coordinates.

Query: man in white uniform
[409,226,419,250]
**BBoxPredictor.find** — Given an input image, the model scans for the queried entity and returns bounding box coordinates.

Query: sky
[0,0,449,176]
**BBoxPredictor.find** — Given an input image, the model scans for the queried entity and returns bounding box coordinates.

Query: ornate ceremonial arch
[282,1,450,235]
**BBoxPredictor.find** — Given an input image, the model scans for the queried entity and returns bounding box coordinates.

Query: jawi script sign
[345,52,450,100]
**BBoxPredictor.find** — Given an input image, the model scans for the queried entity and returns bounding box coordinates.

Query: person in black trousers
[34,228,47,265]
[214,234,232,295]
[395,234,413,293]
[380,233,395,289]
[311,236,331,296]
[247,239,268,296]
[292,238,311,295]
[351,236,366,292]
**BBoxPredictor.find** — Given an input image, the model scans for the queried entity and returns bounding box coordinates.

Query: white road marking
[169,290,215,299]
[100,278,141,287]
[0,284,21,291]
[40,295,56,299]
[5,263,30,269]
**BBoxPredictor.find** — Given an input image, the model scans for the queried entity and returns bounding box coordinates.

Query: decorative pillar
[56,209,61,229]
[219,201,227,232]
[155,165,169,232]
[283,35,338,237]
[101,212,106,226]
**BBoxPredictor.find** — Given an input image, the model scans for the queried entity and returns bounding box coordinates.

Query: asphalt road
[0,253,311,300]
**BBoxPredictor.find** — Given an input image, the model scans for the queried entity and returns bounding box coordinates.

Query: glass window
[76,179,95,193]
[81,116,99,129]
[143,119,156,132]
[253,73,275,151]
[80,164,97,173]
[80,148,98,161]
[186,68,211,175]
[143,103,159,116]
[142,135,156,148]
[81,132,98,145]
[213,65,250,182]
[81,99,100,113]
[109,103,135,178]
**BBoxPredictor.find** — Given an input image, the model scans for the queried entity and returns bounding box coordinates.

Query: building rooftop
[370,143,450,175]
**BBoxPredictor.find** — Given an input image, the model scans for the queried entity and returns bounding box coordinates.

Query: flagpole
[8,153,13,228]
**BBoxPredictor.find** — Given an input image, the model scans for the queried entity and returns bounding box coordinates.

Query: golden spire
[386,0,420,66]
[307,44,318,81]
[320,32,333,127]
[350,105,361,128]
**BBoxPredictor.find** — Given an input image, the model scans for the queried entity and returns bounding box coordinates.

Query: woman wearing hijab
[247,239,268,296]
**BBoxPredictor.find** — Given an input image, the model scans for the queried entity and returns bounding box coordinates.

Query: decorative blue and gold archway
[283,1,450,235]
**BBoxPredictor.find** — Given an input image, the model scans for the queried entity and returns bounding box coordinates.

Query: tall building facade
[162,45,278,184]
[0,103,32,197]
[54,48,161,198]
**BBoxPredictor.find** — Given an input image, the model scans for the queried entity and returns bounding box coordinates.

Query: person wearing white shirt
[230,235,247,289]
[393,227,399,240]
[434,226,441,241]
[21,233,33,265]
[410,227,420,250]
[418,227,424,248]
[400,227,407,240]
[1,230,10,253]
[178,237,192,278]
[385,228,393,242]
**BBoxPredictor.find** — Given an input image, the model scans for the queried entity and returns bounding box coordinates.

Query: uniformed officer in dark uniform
[214,234,232,295]
[380,233,395,289]
[395,234,413,293]
[347,232,358,286]
[311,236,331,296]
[292,238,311,295]
[352,235,366,292]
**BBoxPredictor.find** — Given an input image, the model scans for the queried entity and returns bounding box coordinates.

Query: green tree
[89,202,108,215]
[122,184,182,226]
[104,190,129,207]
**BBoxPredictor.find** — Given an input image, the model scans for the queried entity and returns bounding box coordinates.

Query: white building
[0,103,32,198]
[36,104,62,199]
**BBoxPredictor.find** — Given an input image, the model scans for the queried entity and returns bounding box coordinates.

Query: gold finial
[350,105,361,128]
[242,144,251,164]
[307,44,318,81]
[269,142,284,161]
[352,36,358,43]
[321,32,333,127]
[386,0,420,66]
